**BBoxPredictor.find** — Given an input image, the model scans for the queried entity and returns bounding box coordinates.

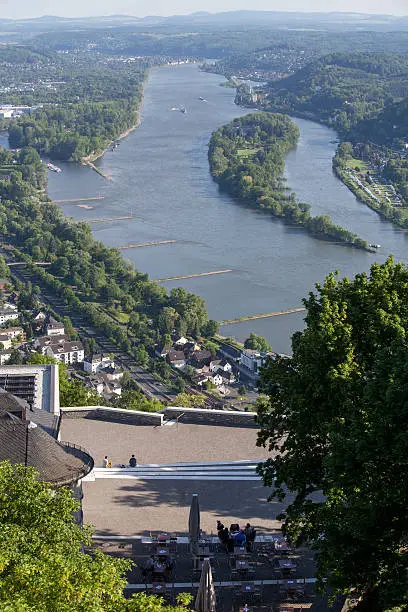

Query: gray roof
[0,409,93,486]
[36,334,69,348]
[47,340,84,355]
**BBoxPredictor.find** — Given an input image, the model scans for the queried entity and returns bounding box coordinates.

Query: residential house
[0,350,11,365]
[87,373,122,400]
[0,309,18,325]
[43,339,84,365]
[240,349,265,374]
[240,349,274,376]
[99,365,123,381]
[3,327,25,342]
[218,343,242,363]
[195,374,211,387]
[190,350,212,369]
[221,370,236,385]
[35,335,69,354]
[183,341,201,356]
[210,359,232,374]
[173,336,189,347]
[0,334,12,350]
[166,350,186,369]
[33,310,47,331]
[211,372,224,387]
[83,354,115,374]
[45,317,65,337]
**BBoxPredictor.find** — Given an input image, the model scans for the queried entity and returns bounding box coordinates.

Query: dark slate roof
[167,350,186,362]
[0,409,93,486]
[0,389,27,413]
[219,344,242,359]
[36,334,69,348]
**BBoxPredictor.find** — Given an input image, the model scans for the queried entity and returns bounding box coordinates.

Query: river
[43,64,408,354]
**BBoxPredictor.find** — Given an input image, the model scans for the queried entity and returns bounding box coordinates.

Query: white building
[0,350,11,365]
[240,349,266,374]
[210,359,233,374]
[3,327,24,340]
[0,335,12,350]
[43,339,84,365]
[0,364,60,414]
[0,309,18,325]
[46,317,65,337]
[83,354,115,374]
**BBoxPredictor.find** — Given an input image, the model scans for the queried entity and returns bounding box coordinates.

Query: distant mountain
[0,11,408,33]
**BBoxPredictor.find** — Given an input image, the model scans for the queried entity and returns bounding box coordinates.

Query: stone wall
[161,407,257,428]
[61,406,163,426]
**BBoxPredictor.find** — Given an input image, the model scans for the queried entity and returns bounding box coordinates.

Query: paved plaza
[61,418,270,467]
[62,415,333,609]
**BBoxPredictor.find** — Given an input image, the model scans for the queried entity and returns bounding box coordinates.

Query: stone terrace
[61,418,270,467]
[60,416,279,535]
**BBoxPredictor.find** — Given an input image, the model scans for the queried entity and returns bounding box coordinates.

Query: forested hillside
[209,112,369,250]
[0,46,146,161]
[267,53,408,138]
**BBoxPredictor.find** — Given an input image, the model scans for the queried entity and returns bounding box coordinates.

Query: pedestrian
[141,556,154,580]
[129,454,137,467]
[103,456,109,468]
[219,526,230,552]
[244,523,256,552]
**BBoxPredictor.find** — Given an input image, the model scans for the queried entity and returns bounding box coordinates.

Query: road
[4,256,177,403]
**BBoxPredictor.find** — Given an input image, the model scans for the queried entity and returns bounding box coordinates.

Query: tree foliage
[244,333,271,352]
[0,462,192,611]
[256,257,408,610]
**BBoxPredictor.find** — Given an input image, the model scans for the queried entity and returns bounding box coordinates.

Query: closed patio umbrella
[195,558,216,612]
[189,493,200,556]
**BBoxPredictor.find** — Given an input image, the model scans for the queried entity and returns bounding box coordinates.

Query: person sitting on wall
[129,454,137,467]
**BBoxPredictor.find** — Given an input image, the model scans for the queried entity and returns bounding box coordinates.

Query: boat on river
[46,162,62,173]
[198,96,207,102]
[369,243,381,248]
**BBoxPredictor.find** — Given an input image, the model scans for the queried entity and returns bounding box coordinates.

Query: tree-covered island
[209,112,371,251]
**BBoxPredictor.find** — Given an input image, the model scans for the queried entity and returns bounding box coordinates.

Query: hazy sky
[0,0,406,19]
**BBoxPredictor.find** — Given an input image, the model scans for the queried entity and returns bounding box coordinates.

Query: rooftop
[60,417,286,536]
[0,408,93,486]
[60,418,268,467]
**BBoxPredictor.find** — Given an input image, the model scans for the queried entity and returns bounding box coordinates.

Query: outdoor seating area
[94,494,342,611]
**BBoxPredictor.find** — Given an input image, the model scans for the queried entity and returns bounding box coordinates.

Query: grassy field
[345,157,368,172]
[236,147,261,159]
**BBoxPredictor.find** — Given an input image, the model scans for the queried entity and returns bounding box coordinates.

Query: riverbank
[209,112,373,253]
[333,150,408,230]
[81,85,146,178]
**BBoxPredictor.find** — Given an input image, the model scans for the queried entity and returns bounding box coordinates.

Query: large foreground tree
[257,257,408,610]
[0,461,190,611]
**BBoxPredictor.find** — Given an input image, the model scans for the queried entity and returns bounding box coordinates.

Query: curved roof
[0,408,94,487]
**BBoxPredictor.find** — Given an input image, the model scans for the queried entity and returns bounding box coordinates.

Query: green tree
[0,461,191,611]
[28,354,101,407]
[201,319,219,337]
[244,333,271,352]
[116,389,163,413]
[174,393,206,408]
[256,257,408,610]
[0,254,10,278]
[134,346,149,367]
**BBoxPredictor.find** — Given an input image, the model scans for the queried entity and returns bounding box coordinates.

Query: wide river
[46,64,408,354]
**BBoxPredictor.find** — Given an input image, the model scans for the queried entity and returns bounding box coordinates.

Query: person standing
[244,523,256,552]
[129,454,137,467]
[103,456,109,468]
